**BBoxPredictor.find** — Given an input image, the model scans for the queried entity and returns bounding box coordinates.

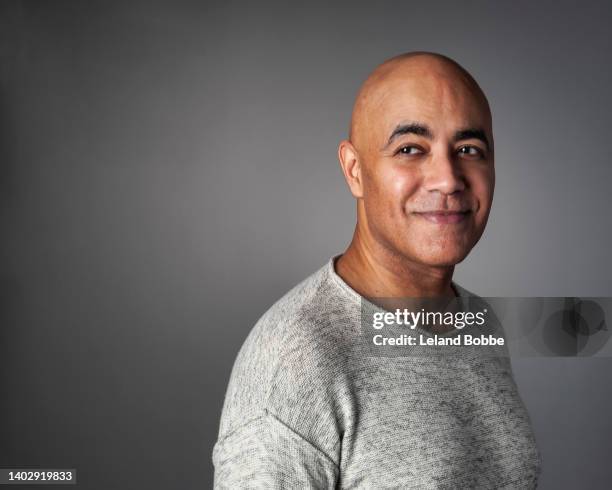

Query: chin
[414,247,471,268]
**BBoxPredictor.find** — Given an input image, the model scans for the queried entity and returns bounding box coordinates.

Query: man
[213,52,541,488]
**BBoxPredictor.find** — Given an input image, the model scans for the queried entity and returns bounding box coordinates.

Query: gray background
[1,0,611,488]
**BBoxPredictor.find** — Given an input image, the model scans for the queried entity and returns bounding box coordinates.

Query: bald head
[337,51,495,271]
[349,52,492,153]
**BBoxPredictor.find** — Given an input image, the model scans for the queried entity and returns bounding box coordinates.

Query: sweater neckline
[325,254,474,338]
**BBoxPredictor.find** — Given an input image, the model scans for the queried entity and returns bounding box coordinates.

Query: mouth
[413,210,472,224]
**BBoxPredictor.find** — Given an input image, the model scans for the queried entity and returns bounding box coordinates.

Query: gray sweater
[213,257,541,488]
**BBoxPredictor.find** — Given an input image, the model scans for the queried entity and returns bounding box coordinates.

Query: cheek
[374,164,421,207]
[362,164,421,238]
[467,167,494,214]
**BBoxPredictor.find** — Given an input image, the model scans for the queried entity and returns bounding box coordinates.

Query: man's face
[357,68,495,267]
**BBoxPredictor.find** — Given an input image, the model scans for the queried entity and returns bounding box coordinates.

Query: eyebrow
[382,122,490,151]
[454,128,490,151]
[383,123,432,149]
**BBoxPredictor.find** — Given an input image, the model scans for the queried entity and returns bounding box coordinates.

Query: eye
[457,145,484,158]
[396,145,424,156]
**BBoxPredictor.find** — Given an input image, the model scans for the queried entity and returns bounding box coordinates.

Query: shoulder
[246,260,348,356]
[452,281,480,298]
[218,260,354,442]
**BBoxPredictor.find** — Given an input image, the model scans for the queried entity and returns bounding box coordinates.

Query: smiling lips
[413,210,471,224]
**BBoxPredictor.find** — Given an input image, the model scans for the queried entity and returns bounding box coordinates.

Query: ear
[338,139,364,198]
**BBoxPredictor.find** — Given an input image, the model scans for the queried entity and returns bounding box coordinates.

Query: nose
[423,150,466,195]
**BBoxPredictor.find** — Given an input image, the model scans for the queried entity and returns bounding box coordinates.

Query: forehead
[367,71,491,144]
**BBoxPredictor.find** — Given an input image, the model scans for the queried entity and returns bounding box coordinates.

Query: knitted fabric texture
[213,257,541,489]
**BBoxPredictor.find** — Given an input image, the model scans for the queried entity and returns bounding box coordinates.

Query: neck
[336,225,456,299]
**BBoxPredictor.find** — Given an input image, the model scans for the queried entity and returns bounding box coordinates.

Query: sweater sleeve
[212,409,339,489]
